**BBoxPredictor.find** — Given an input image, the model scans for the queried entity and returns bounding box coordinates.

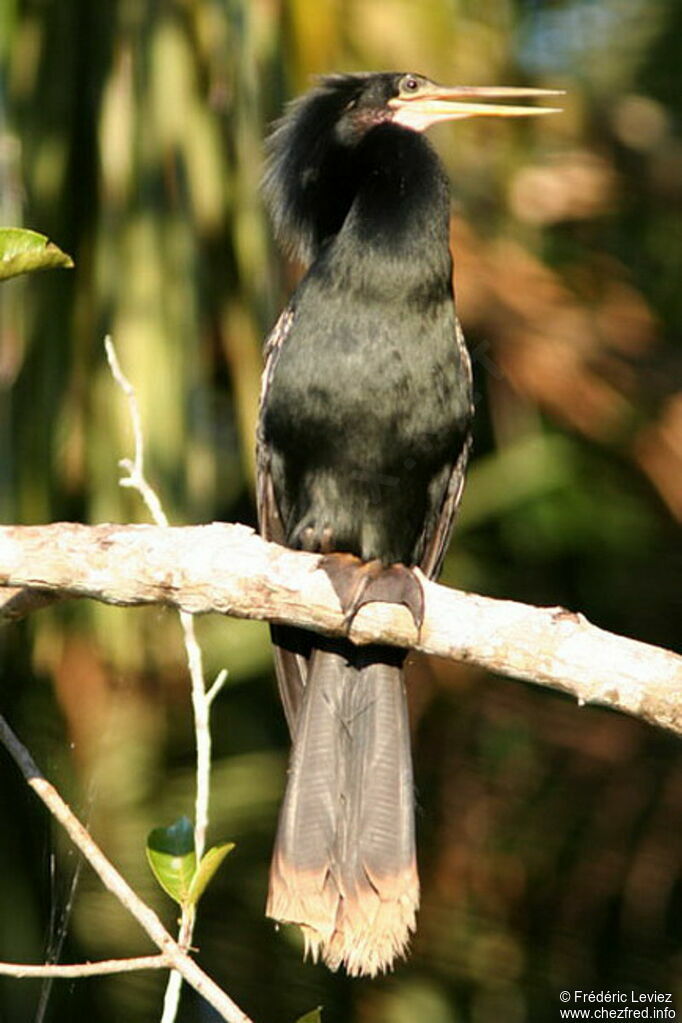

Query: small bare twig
[36,784,95,1023]
[0,955,170,978]
[104,337,168,528]
[208,669,229,707]
[104,337,228,1023]
[0,715,253,1023]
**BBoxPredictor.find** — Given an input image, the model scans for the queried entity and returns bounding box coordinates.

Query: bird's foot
[320,553,424,632]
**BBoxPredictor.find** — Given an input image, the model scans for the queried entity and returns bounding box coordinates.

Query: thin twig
[36,787,93,1023]
[181,612,211,863]
[104,336,169,528]
[0,955,170,978]
[161,969,185,1023]
[207,670,229,707]
[104,337,214,858]
[104,337,224,1023]
[0,714,253,1023]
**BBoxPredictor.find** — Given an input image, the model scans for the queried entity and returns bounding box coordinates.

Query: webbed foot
[320,553,424,632]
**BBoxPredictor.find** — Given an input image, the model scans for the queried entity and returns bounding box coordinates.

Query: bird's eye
[402,76,420,93]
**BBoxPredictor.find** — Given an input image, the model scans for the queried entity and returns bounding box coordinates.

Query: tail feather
[266,642,419,976]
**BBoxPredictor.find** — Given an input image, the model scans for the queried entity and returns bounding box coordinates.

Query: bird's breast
[261,282,472,561]
[264,287,468,469]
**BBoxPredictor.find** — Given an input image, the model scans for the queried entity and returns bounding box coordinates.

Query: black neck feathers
[263,75,452,275]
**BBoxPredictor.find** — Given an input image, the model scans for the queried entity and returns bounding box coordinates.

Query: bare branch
[103,336,169,528]
[1,521,680,735]
[0,714,254,1023]
[207,669,229,707]
[105,337,214,868]
[104,336,222,1023]
[0,956,170,978]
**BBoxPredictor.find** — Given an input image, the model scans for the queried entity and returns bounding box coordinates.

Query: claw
[320,553,424,633]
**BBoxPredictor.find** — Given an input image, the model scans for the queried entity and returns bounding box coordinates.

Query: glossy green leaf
[295,1009,323,1023]
[0,228,73,281]
[146,817,197,905]
[187,842,235,907]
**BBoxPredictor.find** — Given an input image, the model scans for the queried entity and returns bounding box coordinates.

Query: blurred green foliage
[0,1,680,1022]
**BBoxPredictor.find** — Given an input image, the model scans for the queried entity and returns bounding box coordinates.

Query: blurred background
[1,0,681,1021]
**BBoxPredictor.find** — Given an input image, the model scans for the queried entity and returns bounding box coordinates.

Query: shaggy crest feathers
[262,73,395,264]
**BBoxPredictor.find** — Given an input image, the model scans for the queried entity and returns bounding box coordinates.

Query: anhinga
[257,72,558,976]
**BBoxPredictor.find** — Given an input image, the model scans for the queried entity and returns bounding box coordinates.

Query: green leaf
[295,1009,323,1023]
[187,842,235,907]
[146,817,197,906]
[0,227,74,281]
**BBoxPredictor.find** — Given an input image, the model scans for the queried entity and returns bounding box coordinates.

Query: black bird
[257,72,559,976]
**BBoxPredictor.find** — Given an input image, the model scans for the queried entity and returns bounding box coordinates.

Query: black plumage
[256,71,558,975]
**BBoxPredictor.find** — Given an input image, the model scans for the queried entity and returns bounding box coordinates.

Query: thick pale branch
[1,522,680,734]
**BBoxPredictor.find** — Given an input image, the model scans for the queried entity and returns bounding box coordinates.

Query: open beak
[390,83,563,132]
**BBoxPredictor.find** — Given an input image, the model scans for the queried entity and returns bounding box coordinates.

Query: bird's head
[264,72,561,263]
[336,71,561,139]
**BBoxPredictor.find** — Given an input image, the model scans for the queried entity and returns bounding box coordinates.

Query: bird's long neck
[321,125,453,301]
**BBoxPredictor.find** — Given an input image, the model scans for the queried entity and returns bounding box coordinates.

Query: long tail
[266,641,419,977]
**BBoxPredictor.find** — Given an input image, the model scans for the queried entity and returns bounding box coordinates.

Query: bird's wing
[417,318,474,580]
[256,304,294,546]
[418,435,472,579]
[256,304,309,732]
